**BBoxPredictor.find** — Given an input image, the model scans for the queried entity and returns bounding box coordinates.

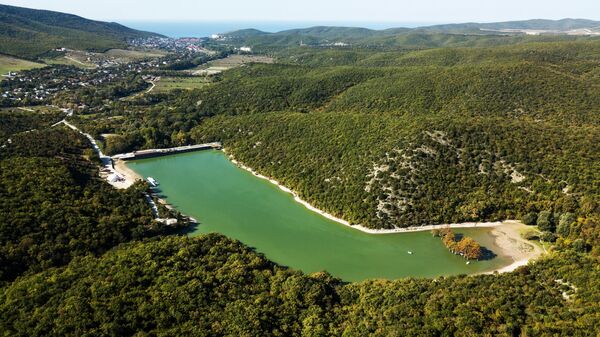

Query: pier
[112,142,222,160]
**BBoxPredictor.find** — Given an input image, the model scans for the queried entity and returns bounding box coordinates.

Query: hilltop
[419,18,600,33]
[221,18,600,49]
[0,4,161,58]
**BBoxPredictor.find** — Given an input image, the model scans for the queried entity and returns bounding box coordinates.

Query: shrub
[522,212,538,226]
[540,231,557,243]
[523,230,540,241]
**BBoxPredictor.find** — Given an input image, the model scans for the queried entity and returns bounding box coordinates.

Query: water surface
[128,150,511,281]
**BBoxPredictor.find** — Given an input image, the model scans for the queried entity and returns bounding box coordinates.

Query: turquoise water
[128,150,510,281]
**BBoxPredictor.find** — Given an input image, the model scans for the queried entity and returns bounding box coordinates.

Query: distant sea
[119,21,442,38]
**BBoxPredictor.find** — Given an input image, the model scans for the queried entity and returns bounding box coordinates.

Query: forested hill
[226,19,600,39]
[73,39,599,232]
[222,19,600,50]
[0,4,160,58]
[419,18,600,33]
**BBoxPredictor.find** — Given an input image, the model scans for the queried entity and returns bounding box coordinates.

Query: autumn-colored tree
[435,228,483,260]
[457,237,483,260]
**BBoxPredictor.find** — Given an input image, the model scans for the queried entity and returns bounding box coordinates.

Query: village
[0,48,219,107]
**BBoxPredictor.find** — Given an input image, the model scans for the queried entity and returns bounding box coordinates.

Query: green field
[42,55,96,69]
[43,49,167,69]
[153,76,210,92]
[103,48,167,60]
[0,54,45,75]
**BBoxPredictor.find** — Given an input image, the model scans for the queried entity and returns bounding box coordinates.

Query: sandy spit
[484,222,545,274]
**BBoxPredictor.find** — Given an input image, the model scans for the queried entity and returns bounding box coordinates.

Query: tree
[540,231,557,243]
[457,237,483,260]
[171,130,189,146]
[442,231,457,252]
[522,212,538,226]
[557,212,576,237]
[537,211,555,232]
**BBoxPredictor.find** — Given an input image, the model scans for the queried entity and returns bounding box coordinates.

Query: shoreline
[228,154,510,234]
[112,159,143,188]
[484,223,545,274]
[122,149,544,274]
[227,153,544,274]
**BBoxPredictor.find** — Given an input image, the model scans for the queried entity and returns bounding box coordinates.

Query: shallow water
[128,150,511,281]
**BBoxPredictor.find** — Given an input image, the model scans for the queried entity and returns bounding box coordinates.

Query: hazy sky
[2,0,599,23]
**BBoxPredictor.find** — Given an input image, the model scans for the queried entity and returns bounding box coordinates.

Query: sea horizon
[119,20,447,38]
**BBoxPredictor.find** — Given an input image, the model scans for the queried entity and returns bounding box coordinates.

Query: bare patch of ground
[190,54,274,76]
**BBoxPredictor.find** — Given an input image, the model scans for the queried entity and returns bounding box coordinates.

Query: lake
[127,150,511,281]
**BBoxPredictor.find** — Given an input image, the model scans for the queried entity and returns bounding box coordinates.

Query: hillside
[67,40,600,233]
[225,19,600,39]
[221,19,600,50]
[419,18,600,33]
[1,233,599,336]
[0,4,160,58]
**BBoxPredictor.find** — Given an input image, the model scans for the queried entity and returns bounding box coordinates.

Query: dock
[112,142,222,160]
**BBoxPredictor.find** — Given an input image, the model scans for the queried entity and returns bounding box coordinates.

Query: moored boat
[147,177,158,187]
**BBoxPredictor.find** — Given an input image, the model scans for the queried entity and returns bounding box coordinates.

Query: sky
[2,0,599,23]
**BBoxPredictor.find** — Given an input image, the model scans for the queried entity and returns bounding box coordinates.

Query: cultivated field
[190,54,274,76]
[0,105,64,114]
[43,55,96,68]
[153,77,211,92]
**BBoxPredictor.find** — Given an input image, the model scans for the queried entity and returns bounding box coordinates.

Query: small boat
[147,177,158,187]
[466,261,471,265]
[407,251,413,255]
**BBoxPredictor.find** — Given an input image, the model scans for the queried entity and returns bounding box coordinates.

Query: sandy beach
[485,222,545,274]
[111,159,143,189]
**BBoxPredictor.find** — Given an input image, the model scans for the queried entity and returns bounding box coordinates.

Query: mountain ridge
[224,18,600,37]
[0,4,162,58]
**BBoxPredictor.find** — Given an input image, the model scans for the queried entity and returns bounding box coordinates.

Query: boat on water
[407,251,413,255]
[147,177,159,187]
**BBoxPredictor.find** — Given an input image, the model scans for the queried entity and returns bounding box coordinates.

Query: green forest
[1,230,599,336]
[0,125,185,283]
[1,26,600,336]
